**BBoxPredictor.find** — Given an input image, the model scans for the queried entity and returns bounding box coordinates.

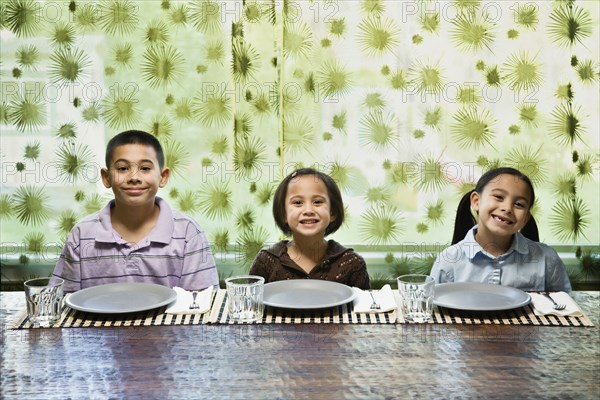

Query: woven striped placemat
[208,289,397,324]
[422,303,593,326]
[10,293,214,329]
[210,290,593,326]
[10,290,594,328]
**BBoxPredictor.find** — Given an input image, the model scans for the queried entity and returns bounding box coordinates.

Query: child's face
[284,174,336,240]
[470,173,532,239]
[101,144,170,208]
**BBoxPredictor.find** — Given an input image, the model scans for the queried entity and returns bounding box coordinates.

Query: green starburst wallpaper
[1,0,599,273]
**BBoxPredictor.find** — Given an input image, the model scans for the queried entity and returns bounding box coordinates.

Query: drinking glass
[24,277,64,327]
[397,274,434,323]
[225,275,264,323]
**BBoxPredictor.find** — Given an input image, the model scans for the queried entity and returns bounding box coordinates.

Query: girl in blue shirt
[430,167,571,292]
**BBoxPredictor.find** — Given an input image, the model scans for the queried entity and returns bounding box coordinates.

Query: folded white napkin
[165,286,213,315]
[353,284,397,313]
[530,292,583,317]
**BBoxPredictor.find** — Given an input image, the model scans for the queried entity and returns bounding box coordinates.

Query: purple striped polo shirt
[52,197,219,293]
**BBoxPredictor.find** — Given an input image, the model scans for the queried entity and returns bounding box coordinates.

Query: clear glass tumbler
[397,274,434,323]
[225,275,264,323]
[24,277,64,327]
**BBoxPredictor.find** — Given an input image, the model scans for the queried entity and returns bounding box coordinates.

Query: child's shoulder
[157,197,187,220]
[75,205,108,227]
[518,234,560,257]
[169,209,204,232]
[159,199,211,236]
[63,208,106,240]
[328,240,364,259]
[70,199,112,229]
[262,240,288,255]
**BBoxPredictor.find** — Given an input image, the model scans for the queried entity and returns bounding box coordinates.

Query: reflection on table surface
[1,291,599,399]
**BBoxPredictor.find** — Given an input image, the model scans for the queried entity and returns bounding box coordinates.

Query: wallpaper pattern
[1,0,599,270]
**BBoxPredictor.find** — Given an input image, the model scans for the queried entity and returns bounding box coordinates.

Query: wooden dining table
[1,290,598,399]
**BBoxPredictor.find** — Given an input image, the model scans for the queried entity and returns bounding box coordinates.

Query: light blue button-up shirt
[430,226,572,292]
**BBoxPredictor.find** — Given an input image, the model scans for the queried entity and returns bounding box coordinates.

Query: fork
[543,292,566,310]
[369,290,381,310]
[189,291,200,309]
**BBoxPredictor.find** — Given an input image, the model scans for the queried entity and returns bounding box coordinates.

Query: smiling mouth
[300,219,319,225]
[124,188,147,194]
[492,214,513,225]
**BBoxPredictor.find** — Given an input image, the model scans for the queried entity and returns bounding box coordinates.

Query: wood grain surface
[1,291,598,399]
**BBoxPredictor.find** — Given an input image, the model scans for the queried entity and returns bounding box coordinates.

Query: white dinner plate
[433,282,531,311]
[263,280,356,309]
[66,282,177,314]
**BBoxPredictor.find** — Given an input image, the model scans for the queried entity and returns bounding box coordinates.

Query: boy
[52,130,219,292]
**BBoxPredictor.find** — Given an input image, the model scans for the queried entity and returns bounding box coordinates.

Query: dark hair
[105,130,165,169]
[451,167,538,244]
[474,167,535,207]
[272,168,344,236]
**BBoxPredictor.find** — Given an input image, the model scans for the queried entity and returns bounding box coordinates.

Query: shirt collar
[147,197,174,244]
[512,230,530,255]
[463,225,529,261]
[95,200,117,243]
[95,197,173,245]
